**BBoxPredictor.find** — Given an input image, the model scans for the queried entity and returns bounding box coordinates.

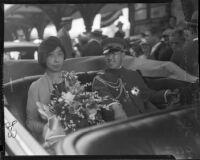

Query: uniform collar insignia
[131,86,140,96]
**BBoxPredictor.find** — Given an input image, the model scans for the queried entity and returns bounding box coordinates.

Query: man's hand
[165,89,180,105]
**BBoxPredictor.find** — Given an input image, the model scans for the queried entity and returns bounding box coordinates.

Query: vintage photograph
[2,0,199,158]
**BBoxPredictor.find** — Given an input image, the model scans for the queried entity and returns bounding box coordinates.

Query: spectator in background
[140,39,151,59]
[12,28,28,59]
[82,29,103,57]
[171,11,198,76]
[184,10,198,42]
[157,30,174,61]
[168,16,177,30]
[169,29,185,53]
[145,26,162,59]
[162,16,177,38]
[57,17,73,58]
[130,38,150,59]
[114,21,125,39]
[148,29,173,61]
[14,28,26,42]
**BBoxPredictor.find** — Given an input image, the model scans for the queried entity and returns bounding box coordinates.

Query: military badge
[131,86,140,96]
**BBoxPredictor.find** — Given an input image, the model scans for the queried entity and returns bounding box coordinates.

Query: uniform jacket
[92,67,166,117]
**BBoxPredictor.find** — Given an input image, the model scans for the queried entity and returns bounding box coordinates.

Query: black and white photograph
[1,0,199,159]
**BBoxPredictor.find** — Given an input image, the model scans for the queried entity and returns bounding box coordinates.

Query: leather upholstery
[55,105,200,158]
[3,56,107,83]
[4,75,41,127]
[3,70,193,128]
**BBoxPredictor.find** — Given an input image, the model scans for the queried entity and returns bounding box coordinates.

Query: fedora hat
[91,29,102,37]
[60,17,73,25]
[116,21,123,27]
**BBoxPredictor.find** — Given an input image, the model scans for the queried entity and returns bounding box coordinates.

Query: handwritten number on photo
[5,120,17,138]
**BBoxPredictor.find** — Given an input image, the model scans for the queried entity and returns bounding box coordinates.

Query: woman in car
[26,36,66,143]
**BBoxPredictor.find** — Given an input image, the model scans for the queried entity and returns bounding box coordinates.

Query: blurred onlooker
[162,16,177,38]
[145,26,162,59]
[14,28,26,42]
[170,11,198,76]
[139,32,146,39]
[129,39,144,58]
[169,29,185,53]
[184,10,198,42]
[114,21,125,39]
[148,29,173,61]
[81,29,103,57]
[168,16,177,30]
[57,17,73,58]
[139,39,151,59]
[11,28,27,59]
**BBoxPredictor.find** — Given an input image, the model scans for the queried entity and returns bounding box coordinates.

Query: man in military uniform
[92,38,178,121]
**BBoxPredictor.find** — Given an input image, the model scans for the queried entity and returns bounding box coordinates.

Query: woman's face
[46,47,64,72]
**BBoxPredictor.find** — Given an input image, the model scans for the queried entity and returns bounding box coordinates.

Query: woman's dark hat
[60,17,73,25]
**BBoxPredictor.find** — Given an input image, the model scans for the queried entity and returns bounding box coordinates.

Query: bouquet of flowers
[38,71,113,136]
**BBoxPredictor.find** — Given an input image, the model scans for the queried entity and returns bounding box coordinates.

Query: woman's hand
[37,101,54,120]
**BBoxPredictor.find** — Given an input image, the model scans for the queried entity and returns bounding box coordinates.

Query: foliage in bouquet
[47,71,112,133]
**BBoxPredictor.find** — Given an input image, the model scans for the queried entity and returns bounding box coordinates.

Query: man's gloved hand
[165,89,180,105]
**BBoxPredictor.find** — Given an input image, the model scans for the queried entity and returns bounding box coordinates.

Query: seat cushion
[4,75,41,127]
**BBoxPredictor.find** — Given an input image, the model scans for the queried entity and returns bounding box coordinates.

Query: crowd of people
[62,11,198,77]
[9,10,198,77]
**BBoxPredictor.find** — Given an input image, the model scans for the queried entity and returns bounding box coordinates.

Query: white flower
[89,112,97,120]
[61,92,75,103]
[58,98,63,102]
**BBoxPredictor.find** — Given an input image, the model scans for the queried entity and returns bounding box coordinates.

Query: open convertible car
[3,56,200,158]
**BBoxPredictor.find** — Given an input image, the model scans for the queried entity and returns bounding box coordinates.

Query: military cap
[102,38,128,55]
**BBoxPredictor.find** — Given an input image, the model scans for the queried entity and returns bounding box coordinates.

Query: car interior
[55,104,200,159]
[3,56,199,157]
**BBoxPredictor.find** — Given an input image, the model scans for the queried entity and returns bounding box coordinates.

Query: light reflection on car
[4,41,39,61]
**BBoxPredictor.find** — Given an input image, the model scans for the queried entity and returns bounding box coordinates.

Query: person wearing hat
[92,38,179,120]
[170,10,198,76]
[57,16,73,58]
[81,29,103,57]
[114,21,125,39]
[186,10,198,41]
